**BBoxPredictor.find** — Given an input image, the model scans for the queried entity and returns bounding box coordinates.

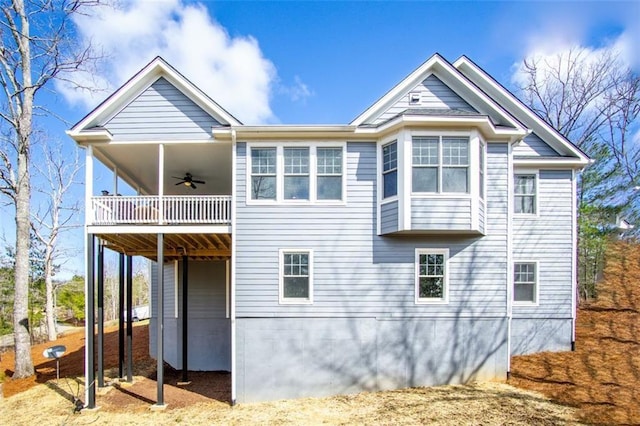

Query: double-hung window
[479,142,485,199]
[412,137,469,193]
[382,141,398,198]
[284,148,310,200]
[514,174,536,214]
[514,262,537,303]
[317,147,342,200]
[280,250,313,304]
[251,148,277,200]
[415,249,449,303]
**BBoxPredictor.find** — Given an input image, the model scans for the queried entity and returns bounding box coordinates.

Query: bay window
[412,136,469,193]
[382,141,397,198]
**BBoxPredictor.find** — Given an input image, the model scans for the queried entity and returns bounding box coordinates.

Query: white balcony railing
[90,195,231,225]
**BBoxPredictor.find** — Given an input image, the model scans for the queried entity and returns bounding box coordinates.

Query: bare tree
[31,144,82,341]
[515,46,640,300]
[0,0,101,378]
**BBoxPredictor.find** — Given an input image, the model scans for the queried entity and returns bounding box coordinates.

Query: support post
[86,234,96,408]
[118,253,125,378]
[97,241,104,388]
[126,255,133,382]
[156,234,165,407]
[181,255,188,383]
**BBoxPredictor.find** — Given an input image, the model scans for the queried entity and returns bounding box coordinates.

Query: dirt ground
[510,241,640,425]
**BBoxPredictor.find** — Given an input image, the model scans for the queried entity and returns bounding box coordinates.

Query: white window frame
[382,140,398,200]
[279,249,313,305]
[513,260,539,306]
[411,135,470,195]
[415,248,450,304]
[283,147,311,201]
[249,146,277,201]
[514,171,538,216]
[247,143,346,205]
[316,147,344,202]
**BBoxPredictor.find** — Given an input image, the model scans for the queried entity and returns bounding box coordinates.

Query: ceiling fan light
[184,181,191,187]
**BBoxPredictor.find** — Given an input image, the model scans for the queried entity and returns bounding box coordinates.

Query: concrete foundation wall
[511,318,572,355]
[236,316,507,403]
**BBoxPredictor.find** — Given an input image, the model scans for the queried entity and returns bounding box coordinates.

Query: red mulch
[510,241,640,425]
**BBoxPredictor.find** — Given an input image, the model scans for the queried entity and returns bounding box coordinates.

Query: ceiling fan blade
[192,179,205,184]
[175,181,185,186]
[172,176,184,180]
[190,183,197,189]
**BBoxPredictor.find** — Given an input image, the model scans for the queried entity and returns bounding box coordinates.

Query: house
[67,54,590,408]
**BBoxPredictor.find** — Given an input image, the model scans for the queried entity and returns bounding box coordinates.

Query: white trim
[513,170,539,218]
[571,169,577,344]
[506,142,514,371]
[470,130,480,230]
[414,248,450,304]
[246,142,347,206]
[400,130,412,230]
[69,57,241,136]
[513,260,539,306]
[350,54,524,132]
[513,157,588,168]
[278,249,314,305]
[87,225,231,234]
[230,130,237,404]
[453,57,590,164]
[158,143,164,224]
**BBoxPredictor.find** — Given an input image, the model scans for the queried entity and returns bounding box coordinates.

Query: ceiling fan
[173,173,205,189]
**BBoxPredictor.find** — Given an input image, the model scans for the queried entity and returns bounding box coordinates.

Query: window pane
[284,176,309,200]
[284,148,309,174]
[515,175,535,194]
[383,142,397,172]
[251,148,276,174]
[251,176,276,200]
[514,283,535,302]
[383,169,397,198]
[515,195,535,214]
[443,138,469,165]
[413,138,439,165]
[413,167,438,192]
[284,276,309,298]
[317,148,342,174]
[442,168,468,193]
[419,277,443,298]
[318,176,342,200]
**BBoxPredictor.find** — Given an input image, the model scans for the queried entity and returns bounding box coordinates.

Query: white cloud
[57,0,286,124]
[278,75,314,103]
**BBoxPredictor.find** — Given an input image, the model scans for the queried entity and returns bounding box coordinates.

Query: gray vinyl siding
[411,197,472,230]
[150,262,178,366]
[372,75,476,125]
[234,141,509,318]
[513,132,560,157]
[151,260,230,371]
[513,170,573,319]
[380,201,398,234]
[105,77,221,140]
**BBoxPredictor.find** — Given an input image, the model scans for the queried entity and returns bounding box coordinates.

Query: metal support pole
[97,241,104,388]
[86,234,96,408]
[118,253,125,379]
[126,255,133,382]
[156,234,165,406]
[181,255,188,383]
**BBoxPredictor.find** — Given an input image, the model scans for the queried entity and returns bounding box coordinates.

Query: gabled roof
[68,56,242,140]
[453,55,590,164]
[350,53,526,132]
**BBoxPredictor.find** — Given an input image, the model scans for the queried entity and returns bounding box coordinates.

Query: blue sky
[1,0,638,277]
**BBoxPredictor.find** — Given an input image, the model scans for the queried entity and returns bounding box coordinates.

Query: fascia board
[454,56,590,164]
[350,54,525,132]
[350,55,442,126]
[513,157,590,168]
[70,57,242,136]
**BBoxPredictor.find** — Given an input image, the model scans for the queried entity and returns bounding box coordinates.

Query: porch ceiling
[98,232,231,262]
[95,142,232,196]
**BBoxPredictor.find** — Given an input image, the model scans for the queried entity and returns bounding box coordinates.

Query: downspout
[230,129,237,405]
[506,140,515,379]
[571,169,577,350]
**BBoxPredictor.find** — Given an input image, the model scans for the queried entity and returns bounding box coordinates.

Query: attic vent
[409,92,421,104]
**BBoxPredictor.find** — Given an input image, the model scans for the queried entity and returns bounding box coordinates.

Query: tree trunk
[12,0,35,378]
[45,247,57,341]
